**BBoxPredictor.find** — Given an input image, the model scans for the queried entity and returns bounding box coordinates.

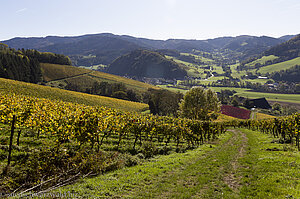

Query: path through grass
[55,129,300,198]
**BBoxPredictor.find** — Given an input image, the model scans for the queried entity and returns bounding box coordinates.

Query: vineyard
[0,91,226,194]
[221,105,251,119]
[0,77,148,112]
[236,114,300,150]
[0,90,299,195]
[0,93,227,150]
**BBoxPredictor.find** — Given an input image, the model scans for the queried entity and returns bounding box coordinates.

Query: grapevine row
[233,114,300,150]
[0,93,226,150]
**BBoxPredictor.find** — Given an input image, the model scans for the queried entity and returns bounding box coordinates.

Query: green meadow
[258,57,300,74]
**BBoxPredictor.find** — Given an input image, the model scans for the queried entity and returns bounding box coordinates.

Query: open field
[258,57,300,74]
[157,85,189,94]
[181,52,215,63]
[41,63,158,92]
[240,78,270,84]
[244,55,279,68]
[166,56,205,78]
[208,87,300,104]
[158,85,300,105]
[40,63,91,82]
[89,71,158,92]
[0,78,148,112]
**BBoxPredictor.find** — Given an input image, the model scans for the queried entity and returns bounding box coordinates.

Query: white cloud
[16,8,27,13]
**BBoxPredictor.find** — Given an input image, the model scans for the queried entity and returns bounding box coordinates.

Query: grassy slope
[57,129,300,198]
[245,55,278,68]
[208,87,300,104]
[181,52,215,63]
[165,56,204,78]
[88,71,158,92]
[0,78,148,112]
[158,85,300,105]
[40,63,91,82]
[156,85,188,94]
[41,63,158,92]
[164,53,224,79]
[258,57,300,74]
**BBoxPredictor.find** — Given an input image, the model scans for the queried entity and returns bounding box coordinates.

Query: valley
[0,33,299,198]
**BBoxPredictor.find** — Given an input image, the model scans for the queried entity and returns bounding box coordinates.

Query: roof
[249,98,272,109]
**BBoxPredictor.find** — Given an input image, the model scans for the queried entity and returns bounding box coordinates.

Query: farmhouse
[248,97,272,109]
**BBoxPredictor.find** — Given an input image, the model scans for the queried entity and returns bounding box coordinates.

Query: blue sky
[1,0,300,41]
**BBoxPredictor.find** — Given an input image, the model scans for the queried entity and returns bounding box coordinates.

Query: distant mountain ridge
[264,34,300,60]
[2,33,296,67]
[237,34,300,76]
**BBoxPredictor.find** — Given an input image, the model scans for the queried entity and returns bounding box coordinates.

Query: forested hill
[270,65,300,83]
[107,50,187,79]
[0,43,71,83]
[2,33,293,67]
[264,34,300,60]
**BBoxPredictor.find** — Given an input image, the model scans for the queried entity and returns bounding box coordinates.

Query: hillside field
[244,55,279,68]
[0,78,148,112]
[158,85,300,105]
[258,57,300,74]
[41,63,91,82]
[41,63,159,92]
[209,87,300,104]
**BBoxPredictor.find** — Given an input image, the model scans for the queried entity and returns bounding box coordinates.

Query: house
[248,98,272,109]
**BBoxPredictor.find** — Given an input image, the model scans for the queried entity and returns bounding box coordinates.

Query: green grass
[181,53,215,63]
[57,132,234,198]
[165,55,217,78]
[166,53,226,79]
[89,71,158,92]
[57,129,300,198]
[245,55,279,68]
[40,63,91,82]
[238,129,300,198]
[0,78,148,112]
[208,87,300,104]
[211,65,224,74]
[41,63,159,92]
[230,64,247,79]
[157,85,189,94]
[258,57,300,74]
[165,55,194,67]
[240,78,270,84]
[158,85,300,105]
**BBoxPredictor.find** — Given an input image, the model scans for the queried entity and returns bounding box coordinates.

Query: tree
[145,88,183,116]
[179,87,220,120]
[272,103,282,112]
[231,98,239,107]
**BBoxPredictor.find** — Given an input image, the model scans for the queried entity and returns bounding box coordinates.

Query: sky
[1,0,300,41]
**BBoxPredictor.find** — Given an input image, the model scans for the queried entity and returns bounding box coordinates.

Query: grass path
[45,71,93,83]
[56,129,300,198]
[223,130,248,192]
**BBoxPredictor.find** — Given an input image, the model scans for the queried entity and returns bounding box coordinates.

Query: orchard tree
[179,87,220,120]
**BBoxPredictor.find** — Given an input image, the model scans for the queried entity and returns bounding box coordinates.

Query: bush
[141,141,157,158]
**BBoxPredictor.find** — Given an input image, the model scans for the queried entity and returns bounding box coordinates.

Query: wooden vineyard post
[17,130,21,146]
[7,115,16,167]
